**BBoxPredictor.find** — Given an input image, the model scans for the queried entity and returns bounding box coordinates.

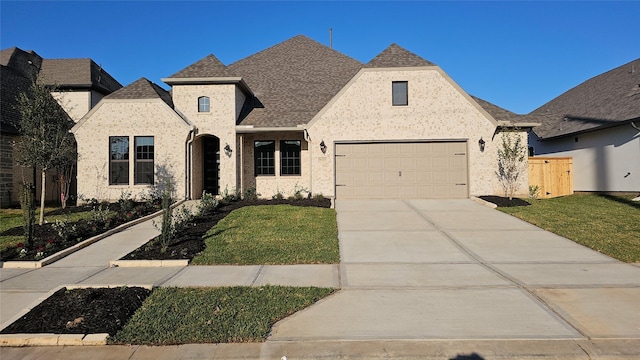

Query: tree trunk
[39,170,46,225]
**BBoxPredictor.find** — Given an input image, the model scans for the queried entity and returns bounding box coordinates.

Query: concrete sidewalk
[1,198,639,359]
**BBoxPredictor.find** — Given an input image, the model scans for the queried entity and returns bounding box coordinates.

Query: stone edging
[470,196,498,209]
[0,200,187,269]
[109,259,189,267]
[0,284,154,346]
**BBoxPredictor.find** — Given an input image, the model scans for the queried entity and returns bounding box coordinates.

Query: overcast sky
[2,1,638,114]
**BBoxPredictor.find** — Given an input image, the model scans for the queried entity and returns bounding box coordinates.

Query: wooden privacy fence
[528,157,574,199]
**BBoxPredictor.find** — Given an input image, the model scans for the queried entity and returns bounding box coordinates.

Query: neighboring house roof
[106,77,174,108]
[530,57,640,139]
[0,47,42,134]
[366,43,436,68]
[227,35,364,127]
[38,58,122,94]
[168,54,235,78]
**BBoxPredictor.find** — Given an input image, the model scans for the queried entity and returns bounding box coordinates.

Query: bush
[196,191,218,216]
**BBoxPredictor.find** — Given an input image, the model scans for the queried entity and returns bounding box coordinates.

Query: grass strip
[499,194,640,262]
[109,286,335,345]
[191,205,339,265]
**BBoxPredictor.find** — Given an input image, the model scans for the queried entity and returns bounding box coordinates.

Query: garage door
[335,142,468,199]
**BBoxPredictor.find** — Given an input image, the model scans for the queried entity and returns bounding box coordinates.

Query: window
[198,96,210,112]
[109,136,129,185]
[254,140,275,176]
[135,136,154,184]
[392,81,408,106]
[280,140,301,175]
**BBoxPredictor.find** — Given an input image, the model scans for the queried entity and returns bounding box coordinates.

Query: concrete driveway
[270,199,640,341]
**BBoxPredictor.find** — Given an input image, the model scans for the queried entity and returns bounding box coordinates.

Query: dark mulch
[479,195,531,207]
[0,202,160,262]
[121,197,332,261]
[0,287,151,336]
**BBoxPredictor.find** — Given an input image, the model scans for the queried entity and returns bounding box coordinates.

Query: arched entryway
[202,136,220,196]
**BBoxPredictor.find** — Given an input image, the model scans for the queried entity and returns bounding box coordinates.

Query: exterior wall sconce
[478,137,486,152]
[224,144,232,157]
[319,140,327,154]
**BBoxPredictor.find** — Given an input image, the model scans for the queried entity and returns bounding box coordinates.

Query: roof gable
[366,44,435,68]
[531,58,640,139]
[227,34,363,127]
[168,54,233,78]
[107,77,173,107]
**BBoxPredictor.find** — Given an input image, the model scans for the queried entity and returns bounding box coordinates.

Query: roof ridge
[366,43,435,68]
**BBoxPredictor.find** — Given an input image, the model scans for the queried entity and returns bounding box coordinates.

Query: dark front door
[203,137,220,195]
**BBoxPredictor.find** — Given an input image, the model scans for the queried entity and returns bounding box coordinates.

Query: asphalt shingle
[106,77,174,108]
[366,43,436,68]
[530,58,640,139]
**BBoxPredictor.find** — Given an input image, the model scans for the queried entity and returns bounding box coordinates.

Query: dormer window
[198,96,210,112]
[392,81,408,106]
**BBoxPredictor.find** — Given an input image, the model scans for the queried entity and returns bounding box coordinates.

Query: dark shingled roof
[366,43,435,68]
[168,54,234,78]
[530,58,640,139]
[1,47,42,134]
[38,58,122,94]
[227,35,363,127]
[106,77,174,108]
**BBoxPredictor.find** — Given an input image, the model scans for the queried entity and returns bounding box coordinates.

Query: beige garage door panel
[335,142,468,199]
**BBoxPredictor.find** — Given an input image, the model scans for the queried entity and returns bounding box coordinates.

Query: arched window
[198,96,210,112]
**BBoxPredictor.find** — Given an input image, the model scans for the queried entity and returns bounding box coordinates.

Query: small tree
[159,180,174,253]
[14,80,77,224]
[20,183,36,251]
[496,131,526,200]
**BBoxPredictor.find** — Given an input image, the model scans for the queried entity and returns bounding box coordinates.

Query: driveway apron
[270,199,640,341]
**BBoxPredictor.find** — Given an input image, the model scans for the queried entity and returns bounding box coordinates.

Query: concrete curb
[0,200,187,269]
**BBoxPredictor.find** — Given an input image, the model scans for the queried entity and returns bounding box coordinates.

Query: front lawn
[109,286,335,345]
[191,205,339,265]
[499,194,640,263]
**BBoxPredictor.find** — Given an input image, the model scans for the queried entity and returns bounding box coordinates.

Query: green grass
[191,205,339,265]
[499,194,640,263]
[109,286,335,345]
[0,208,94,250]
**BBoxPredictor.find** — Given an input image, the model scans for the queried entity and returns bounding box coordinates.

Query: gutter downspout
[631,121,640,132]
[304,128,313,196]
[185,127,196,199]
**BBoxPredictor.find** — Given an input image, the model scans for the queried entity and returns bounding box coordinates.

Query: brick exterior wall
[73,99,191,202]
[306,67,529,198]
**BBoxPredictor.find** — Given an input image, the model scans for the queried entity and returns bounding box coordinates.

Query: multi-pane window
[392,81,408,106]
[254,140,275,176]
[280,140,301,175]
[109,136,129,185]
[198,96,210,112]
[134,136,154,184]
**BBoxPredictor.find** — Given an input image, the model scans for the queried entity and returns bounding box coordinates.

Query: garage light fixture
[478,137,486,152]
[319,140,327,154]
[224,144,232,157]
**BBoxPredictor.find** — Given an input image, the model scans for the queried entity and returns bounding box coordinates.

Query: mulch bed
[0,202,160,262]
[121,197,331,261]
[479,195,531,207]
[0,287,151,336]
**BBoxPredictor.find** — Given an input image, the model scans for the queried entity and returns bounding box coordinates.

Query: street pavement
[1,198,639,359]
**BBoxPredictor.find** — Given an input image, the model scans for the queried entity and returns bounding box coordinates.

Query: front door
[203,137,220,195]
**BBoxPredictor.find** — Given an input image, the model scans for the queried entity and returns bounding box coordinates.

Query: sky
[1,1,638,114]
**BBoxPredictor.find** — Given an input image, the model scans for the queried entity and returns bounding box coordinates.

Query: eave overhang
[161,76,254,97]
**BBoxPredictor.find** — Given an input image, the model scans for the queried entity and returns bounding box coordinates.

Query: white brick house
[72,35,535,202]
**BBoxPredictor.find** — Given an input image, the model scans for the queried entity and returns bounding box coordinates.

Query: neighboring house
[0,46,122,207]
[529,58,640,192]
[73,35,535,202]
